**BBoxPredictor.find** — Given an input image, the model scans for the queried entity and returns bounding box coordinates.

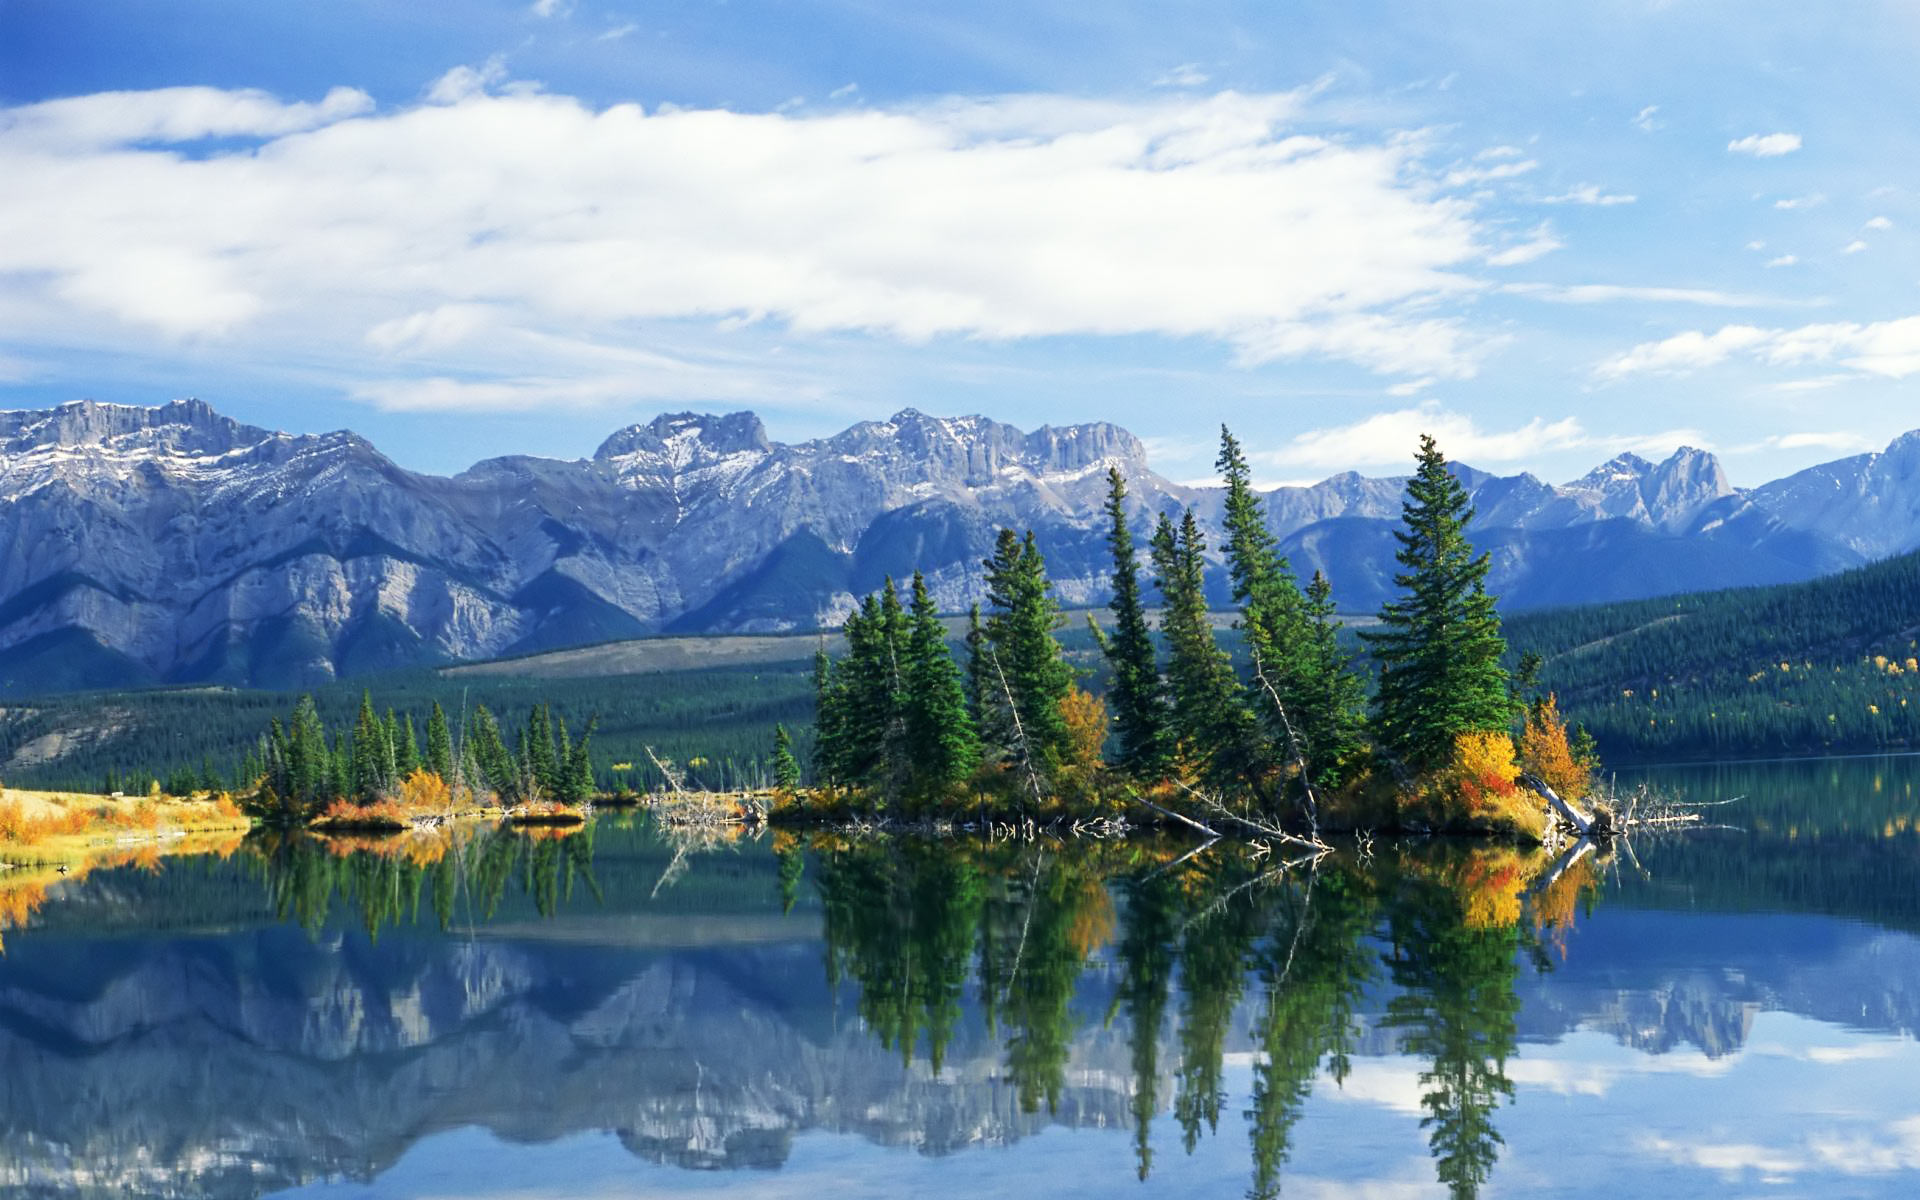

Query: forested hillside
[1507,547,1920,761]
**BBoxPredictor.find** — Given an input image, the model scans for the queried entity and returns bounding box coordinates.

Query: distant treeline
[1505,544,1920,760]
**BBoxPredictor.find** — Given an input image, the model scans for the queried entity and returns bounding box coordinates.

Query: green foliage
[1363,435,1517,770]
[1098,466,1172,780]
[1151,509,1256,789]
[981,529,1076,778]
[901,572,980,801]
[771,724,801,790]
[425,701,453,782]
[1507,545,1920,761]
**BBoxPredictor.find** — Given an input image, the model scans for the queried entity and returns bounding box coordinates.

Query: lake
[7,758,1920,1198]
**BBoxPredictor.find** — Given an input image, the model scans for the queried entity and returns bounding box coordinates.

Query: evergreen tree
[381,708,402,786]
[981,529,1075,775]
[1217,426,1301,778]
[1150,510,1257,789]
[426,701,454,781]
[522,703,559,800]
[331,731,353,801]
[811,644,847,786]
[1296,570,1368,788]
[467,705,515,799]
[554,714,574,798]
[398,713,420,778]
[771,723,802,789]
[566,716,597,802]
[1362,434,1517,769]
[351,691,386,803]
[1099,466,1172,779]
[964,602,1007,754]
[902,571,980,800]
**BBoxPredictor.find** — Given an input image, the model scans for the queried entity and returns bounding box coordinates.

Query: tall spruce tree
[964,602,1008,756]
[1362,434,1517,769]
[566,716,597,802]
[351,691,386,802]
[467,705,515,799]
[398,714,420,778]
[522,703,559,800]
[1098,467,1172,779]
[981,529,1075,775]
[1216,427,1303,778]
[811,644,846,786]
[1297,570,1368,788]
[426,701,454,781]
[903,571,980,800]
[1150,510,1256,788]
[771,724,802,789]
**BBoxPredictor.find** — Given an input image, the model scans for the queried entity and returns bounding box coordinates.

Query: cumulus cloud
[1632,105,1660,132]
[1866,215,1894,230]
[0,85,372,148]
[1258,402,1588,470]
[1599,316,1920,379]
[1767,255,1799,267]
[1844,239,1869,254]
[1776,193,1825,210]
[1728,132,1802,157]
[0,78,1505,404]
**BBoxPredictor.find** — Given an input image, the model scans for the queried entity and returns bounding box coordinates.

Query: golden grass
[0,787,251,869]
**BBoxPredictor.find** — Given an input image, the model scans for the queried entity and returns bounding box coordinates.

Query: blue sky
[3,0,1918,486]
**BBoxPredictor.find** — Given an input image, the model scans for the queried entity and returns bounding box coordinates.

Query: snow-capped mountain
[0,397,1909,692]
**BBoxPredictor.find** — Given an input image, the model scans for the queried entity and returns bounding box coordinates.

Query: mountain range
[2,396,1918,692]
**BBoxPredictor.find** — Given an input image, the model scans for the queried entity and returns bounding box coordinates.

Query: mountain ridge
[0,396,1912,693]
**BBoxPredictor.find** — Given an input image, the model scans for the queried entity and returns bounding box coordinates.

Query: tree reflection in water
[811,836,1581,1200]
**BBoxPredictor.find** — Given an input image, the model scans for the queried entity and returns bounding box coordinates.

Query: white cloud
[1503,282,1788,307]
[827,82,859,100]
[426,58,509,104]
[1600,316,1920,379]
[529,0,572,17]
[1866,215,1894,230]
[1595,325,1770,378]
[1476,145,1525,160]
[1746,240,1766,250]
[1259,402,1587,470]
[1775,192,1826,210]
[1444,158,1538,187]
[598,22,639,41]
[1485,222,1563,266]
[1540,183,1636,206]
[1767,254,1799,267]
[1151,63,1210,89]
[1728,131,1802,157]
[1767,430,1877,450]
[1844,239,1869,254]
[1632,104,1660,132]
[0,80,1505,404]
[0,85,371,148]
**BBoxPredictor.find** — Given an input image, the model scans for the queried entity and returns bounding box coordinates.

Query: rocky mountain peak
[0,397,271,457]
[594,411,773,464]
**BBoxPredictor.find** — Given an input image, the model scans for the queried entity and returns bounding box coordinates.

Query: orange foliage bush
[313,798,410,830]
[394,770,452,813]
[0,798,95,844]
[1058,687,1109,775]
[1517,693,1591,802]
[1450,730,1518,810]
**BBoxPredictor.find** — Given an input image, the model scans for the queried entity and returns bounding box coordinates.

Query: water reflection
[2,796,1920,1197]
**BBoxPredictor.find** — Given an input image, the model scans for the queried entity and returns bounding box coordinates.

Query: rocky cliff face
[0,398,1912,692]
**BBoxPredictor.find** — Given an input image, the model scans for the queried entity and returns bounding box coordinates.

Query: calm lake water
[9,758,1920,1198]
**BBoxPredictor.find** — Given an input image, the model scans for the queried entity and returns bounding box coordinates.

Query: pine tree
[467,705,515,800]
[1098,467,1172,779]
[522,703,559,800]
[981,529,1074,775]
[902,571,980,801]
[771,724,802,789]
[1150,510,1256,788]
[381,708,402,788]
[1361,434,1518,769]
[352,691,386,803]
[964,602,1007,754]
[1296,570,1367,788]
[811,644,846,786]
[398,713,420,778]
[426,701,454,781]
[553,716,574,800]
[567,716,597,802]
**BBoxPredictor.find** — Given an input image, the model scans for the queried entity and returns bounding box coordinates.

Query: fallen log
[1517,773,1595,838]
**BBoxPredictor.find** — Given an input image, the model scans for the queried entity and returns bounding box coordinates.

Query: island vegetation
[799,430,1597,840]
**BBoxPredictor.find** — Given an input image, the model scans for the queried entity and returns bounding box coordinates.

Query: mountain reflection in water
[6,770,1920,1198]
